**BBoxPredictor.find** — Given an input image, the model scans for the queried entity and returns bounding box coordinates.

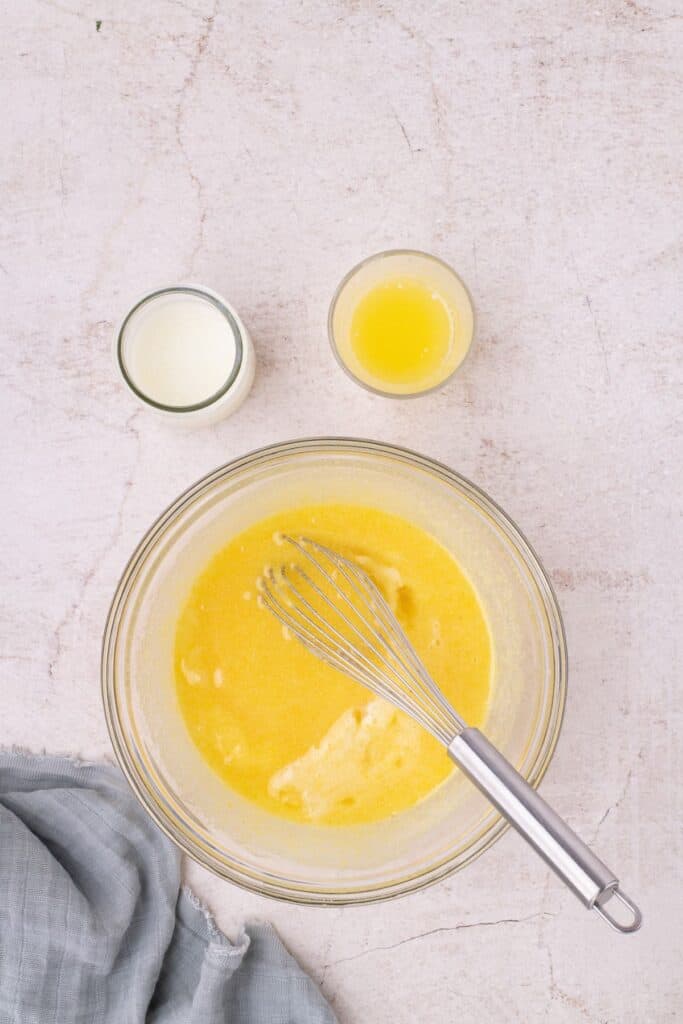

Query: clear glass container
[115,284,255,426]
[328,250,475,397]
[102,439,566,905]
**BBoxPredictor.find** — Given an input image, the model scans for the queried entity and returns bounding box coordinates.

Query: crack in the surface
[537,873,598,1021]
[535,748,642,1018]
[380,8,449,211]
[174,0,218,276]
[318,907,344,991]
[591,747,643,841]
[392,111,419,154]
[384,10,447,131]
[546,934,594,1020]
[567,250,611,387]
[323,912,553,969]
[584,293,611,385]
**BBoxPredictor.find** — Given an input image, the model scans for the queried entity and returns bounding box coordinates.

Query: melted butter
[350,277,453,389]
[269,699,423,821]
[174,504,491,825]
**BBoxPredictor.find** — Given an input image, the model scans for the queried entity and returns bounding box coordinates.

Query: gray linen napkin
[0,752,337,1024]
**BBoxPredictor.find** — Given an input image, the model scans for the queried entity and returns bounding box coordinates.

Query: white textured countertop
[2,2,681,1020]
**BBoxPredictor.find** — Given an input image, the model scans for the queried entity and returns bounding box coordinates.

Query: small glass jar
[328,249,475,398]
[115,284,255,426]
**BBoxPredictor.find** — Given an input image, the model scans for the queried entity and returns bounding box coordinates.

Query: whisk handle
[448,729,641,933]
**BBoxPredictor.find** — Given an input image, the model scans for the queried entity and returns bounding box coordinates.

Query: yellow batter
[175,504,491,825]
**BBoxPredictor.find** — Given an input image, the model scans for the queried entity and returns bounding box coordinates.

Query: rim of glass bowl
[102,437,567,906]
[327,249,477,399]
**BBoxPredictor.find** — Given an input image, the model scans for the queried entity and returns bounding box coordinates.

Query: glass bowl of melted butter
[102,439,566,904]
[329,250,475,397]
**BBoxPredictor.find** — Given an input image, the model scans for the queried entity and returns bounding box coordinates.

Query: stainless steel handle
[448,729,642,933]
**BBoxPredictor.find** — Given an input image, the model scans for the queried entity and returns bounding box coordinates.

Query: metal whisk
[258,535,641,933]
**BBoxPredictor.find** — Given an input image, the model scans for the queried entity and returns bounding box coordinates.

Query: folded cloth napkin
[0,752,337,1024]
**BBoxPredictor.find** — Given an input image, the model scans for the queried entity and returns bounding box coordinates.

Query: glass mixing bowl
[102,438,566,904]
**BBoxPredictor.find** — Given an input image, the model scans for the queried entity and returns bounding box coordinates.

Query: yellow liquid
[350,277,453,389]
[175,504,491,826]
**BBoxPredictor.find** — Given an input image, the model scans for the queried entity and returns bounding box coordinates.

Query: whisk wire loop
[258,535,465,744]
[292,541,454,734]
